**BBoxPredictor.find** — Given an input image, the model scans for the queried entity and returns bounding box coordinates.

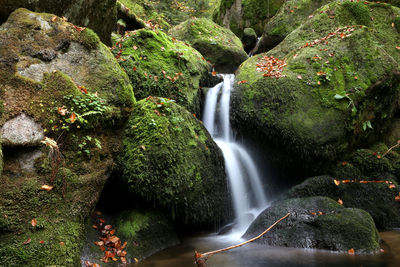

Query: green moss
[285,174,400,229]
[343,1,372,26]
[121,97,230,227]
[111,29,208,113]
[0,8,131,265]
[395,16,400,32]
[119,0,216,31]
[170,17,248,72]
[244,196,380,253]
[233,1,400,168]
[76,28,100,50]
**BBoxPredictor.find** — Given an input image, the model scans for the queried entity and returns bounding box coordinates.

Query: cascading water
[203,74,268,237]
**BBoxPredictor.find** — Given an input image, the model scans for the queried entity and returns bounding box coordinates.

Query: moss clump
[258,0,336,52]
[285,175,400,229]
[121,97,230,228]
[77,28,100,50]
[0,0,117,45]
[342,1,372,26]
[111,29,209,114]
[232,1,400,171]
[244,197,381,253]
[118,0,216,31]
[394,16,400,32]
[170,17,248,72]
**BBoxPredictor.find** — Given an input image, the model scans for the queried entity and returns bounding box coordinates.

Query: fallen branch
[194,213,290,267]
[382,140,400,158]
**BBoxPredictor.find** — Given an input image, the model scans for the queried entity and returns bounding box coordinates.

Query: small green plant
[76,135,102,156]
[362,120,373,131]
[53,91,110,131]
[334,93,357,117]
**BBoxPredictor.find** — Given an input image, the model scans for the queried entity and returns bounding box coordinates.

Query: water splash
[203,74,268,237]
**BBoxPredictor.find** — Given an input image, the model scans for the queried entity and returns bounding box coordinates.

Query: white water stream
[203,74,268,238]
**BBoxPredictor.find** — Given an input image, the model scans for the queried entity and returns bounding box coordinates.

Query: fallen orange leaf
[31,218,37,227]
[212,71,217,76]
[23,238,31,245]
[59,241,65,246]
[338,199,343,205]
[389,184,396,189]
[348,248,355,254]
[334,179,340,186]
[39,240,45,244]
[40,185,53,191]
[51,16,57,22]
[69,112,77,123]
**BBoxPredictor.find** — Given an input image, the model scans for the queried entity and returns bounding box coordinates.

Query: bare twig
[382,140,400,158]
[194,213,290,266]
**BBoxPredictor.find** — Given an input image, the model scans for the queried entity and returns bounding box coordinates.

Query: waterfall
[203,74,268,236]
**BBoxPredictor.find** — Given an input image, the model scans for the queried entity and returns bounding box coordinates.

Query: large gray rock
[0,114,44,146]
[284,175,400,230]
[244,197,381,253]
[0,0,117,45]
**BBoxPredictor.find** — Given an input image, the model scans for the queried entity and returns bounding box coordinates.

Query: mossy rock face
[117,0,218,31]
[0,9,133,265]
[242,27,257,53]
[121,97,230,228]
[284,175,400,229]
[213,0,284,38]
[244,196,381,253]
[232,1,400,171]
[111,29,210,114]
[0,0,117,45]
[169,17,248,73]
[257,0,335,52]
[82,209,179,264]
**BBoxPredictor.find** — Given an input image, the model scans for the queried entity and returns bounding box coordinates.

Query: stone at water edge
[284,174,400,230]
[169,17,248,73]
[232,1,400,172]
[243,196,381,253]
[121,97,231,229]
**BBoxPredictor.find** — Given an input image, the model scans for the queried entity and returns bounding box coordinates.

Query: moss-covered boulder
[242,27,258,53]
[257,0,335,53]
[117,0,217,31]
[170,17,248,73]
[82,209,179,264]
[121,97,230,228]
[232,1,400,171]
[244,196,381,253]
[0,9,134,266]
[0,0,116,45]
[111,29,210,114]
[284,175,400,229]
[213,0,284,38]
